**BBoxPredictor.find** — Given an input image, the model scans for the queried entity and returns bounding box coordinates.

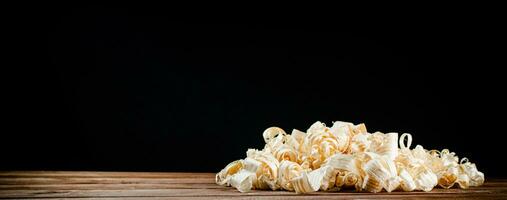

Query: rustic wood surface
[0,171,505,199]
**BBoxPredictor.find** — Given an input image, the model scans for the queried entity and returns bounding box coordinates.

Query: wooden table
[0,171,505,199]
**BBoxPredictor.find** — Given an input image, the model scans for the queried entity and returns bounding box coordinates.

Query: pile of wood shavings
[216,121,484,193]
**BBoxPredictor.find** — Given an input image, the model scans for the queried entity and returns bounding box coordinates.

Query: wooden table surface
[0,171,505,199]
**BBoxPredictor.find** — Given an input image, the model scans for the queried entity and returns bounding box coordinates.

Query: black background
[4,6,505,177]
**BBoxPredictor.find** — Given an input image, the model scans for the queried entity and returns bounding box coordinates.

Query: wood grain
[0,171,505,199]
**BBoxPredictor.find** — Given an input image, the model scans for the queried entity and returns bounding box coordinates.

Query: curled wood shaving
[216,121,484,193]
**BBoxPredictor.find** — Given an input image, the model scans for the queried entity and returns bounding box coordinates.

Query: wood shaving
[216,121,484,193]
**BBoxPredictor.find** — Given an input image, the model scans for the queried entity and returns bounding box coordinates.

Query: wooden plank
[0,171,505,199]
[6,197,506,200]
[0,177,214,185]
[0,171,214,178]
[0,183,222,190]
[0,186,504,198]
[0,188,503,199]
[0,182,502,191]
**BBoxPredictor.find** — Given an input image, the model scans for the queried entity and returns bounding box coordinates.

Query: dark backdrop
[4,6,504,177]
